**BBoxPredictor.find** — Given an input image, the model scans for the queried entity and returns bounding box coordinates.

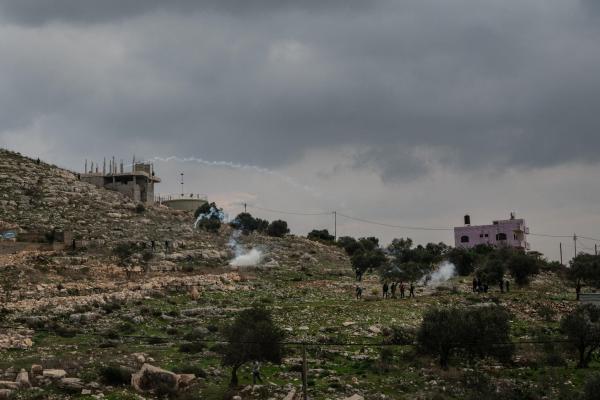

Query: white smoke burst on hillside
[227,230,264,267]
[230,248,264,267]
[420,261,456,287]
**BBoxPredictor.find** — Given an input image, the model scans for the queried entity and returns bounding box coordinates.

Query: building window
[496,233,507,241]
[514,234,518,240]
[461,235,470,243]
[485,234,489,238]
[480,234,483,238]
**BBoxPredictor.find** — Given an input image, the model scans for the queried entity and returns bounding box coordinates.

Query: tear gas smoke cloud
[227,230,264,267]
[230,248,264,267]
[193,206,226,228]
[420,261,456,287]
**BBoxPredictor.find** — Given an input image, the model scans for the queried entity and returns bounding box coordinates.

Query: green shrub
[307,229,335,243]
[383,325,416,345]
[179,342,206,353]
[118,322,136,334]
[98,365,132,386]
[417,305,513,368]
[230,212,268,234]
[197,218,221,233]
[583,374,600,400]
[184,327,207,341]
[267,220,289,237]
[172,363,207,378]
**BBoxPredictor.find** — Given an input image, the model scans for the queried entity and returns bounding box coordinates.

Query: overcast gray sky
[1,0,599,261]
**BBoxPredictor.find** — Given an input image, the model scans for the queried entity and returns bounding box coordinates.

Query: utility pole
[574,234,578,257]
[302,345,308,400]
[559,242,563,266]
[596,243,598,256]
[333,211,337,241]
[244,203,247,213]
[180,172,184,197]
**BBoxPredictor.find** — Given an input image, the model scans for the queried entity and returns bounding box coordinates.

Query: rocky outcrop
[15,369,31,389]
[42,369,67,380]
[131,364,186,394]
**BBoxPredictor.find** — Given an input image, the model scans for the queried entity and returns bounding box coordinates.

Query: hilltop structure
[158,194,208,212]
[80,157,159,205]
[454,213,530,250]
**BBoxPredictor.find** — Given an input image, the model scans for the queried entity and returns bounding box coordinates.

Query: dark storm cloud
[0,0,373,25]
[1,0,599,180]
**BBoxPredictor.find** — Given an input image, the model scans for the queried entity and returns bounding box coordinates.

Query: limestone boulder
[30,365,43,376]
[15,369,31,389]
[42,369,67,380]
[0,382,18,390]
[59,377,85,391]
[177,374,196,388]
[131,364,179,393]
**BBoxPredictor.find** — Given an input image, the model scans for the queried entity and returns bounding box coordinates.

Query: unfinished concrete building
[81,158,160,205]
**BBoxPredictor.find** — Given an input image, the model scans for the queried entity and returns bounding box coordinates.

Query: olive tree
[417,305,513,368]
[220,306,285,386]
[568,254,600,297]
[560,304,600,368]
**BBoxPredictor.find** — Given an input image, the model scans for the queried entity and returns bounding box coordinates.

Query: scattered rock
[131,364,179,393]
[30,365,43,376]
[343,395,364,400]
[15,369,31,389]
[0,382,18,391]
[283,388,297,400]
[42,369,67,380]
[368,325,381,334]
[59,377,85,391]
[178,374,196,388]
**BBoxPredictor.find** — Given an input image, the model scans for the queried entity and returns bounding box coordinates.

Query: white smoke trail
[420,261,456,287]
[147,156,316,195]
[193,206,226,228]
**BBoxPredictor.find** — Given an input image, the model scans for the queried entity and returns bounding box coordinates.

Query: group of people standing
[355,281,415,299]
[472,277,510,293]
[384,281,415,299]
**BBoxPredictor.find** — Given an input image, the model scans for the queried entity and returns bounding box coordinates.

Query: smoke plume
[420,261,457,287]
[148,156,316,194]
[227,230,264,267]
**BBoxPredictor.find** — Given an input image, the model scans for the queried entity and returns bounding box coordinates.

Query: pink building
[454,213,530,250]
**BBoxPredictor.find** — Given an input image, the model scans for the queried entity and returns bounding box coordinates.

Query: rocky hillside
[0,148,349,274]
[0,148,197,246]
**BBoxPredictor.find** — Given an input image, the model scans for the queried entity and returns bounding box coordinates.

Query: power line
[529,232,573,239]
[579,235,600,243]
[337,213,454,232]
[246,204,332,216]
[244,203,600,242]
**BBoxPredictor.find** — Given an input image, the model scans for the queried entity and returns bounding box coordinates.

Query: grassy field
[2,256,597,400]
